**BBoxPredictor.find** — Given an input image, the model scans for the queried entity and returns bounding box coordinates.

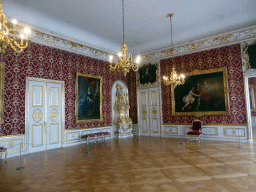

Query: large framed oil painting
[249,84,256,112]
[137,63,159,86]
[75,72,103,123]
[172,67,230,117]
[243,40,256,69]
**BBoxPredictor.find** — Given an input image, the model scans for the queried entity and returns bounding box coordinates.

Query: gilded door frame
[25,77,65,150]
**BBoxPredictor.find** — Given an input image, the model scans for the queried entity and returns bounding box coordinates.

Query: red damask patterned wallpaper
[0,42,137,136]
[161,44,246,125]
[127,70,138,123]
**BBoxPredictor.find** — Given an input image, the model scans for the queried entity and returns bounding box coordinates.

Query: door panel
[151,118,159,133]
[137,87,161,137]
[29,81,46,153]
[46,83,62,150]
[138,89,150,136]
[149,87,161,136]
[27,79,63,153]
[32,124,44,147]
[49,123,60,144]
[142,118,148,133]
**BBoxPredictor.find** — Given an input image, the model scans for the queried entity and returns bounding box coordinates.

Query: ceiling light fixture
[163,13,185,88]
[0,2,31,53]
[109,0,141,76]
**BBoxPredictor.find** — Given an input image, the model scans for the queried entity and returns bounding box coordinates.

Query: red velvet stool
[187,119,203,143]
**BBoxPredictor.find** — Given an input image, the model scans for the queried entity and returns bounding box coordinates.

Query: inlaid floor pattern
[1,136,256,191]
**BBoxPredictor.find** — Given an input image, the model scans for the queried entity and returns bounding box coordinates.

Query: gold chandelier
[163,13,185,88]
[109,0,141,76]
[0,2,31,53]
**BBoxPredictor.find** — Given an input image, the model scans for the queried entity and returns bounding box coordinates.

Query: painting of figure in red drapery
[173,67,229,116]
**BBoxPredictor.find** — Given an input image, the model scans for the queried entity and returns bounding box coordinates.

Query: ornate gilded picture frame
[137,63,159,86]
[0,62,4,124]
[75,72,103,123]
[249,84,256,112]
[172,67,230,117]
[243,40,256,70]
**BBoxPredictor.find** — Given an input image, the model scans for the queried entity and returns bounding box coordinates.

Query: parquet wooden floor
[1,136,256,192]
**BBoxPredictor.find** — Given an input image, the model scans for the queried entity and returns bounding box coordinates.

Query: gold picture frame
[0,62,4,124]
[75,72,103,123]
[137,62,159,86]
[172,67,230,117]
[243,40,256,70]
[249,84,256,112]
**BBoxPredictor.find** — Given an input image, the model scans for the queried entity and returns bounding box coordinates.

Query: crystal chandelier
[109,0,141,76]
[0,2,31,53]
[163,13,185,88]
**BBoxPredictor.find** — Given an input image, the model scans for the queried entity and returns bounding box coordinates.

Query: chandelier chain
[163,13,185,88]
[169,15,173,49]
[122,0,125,42]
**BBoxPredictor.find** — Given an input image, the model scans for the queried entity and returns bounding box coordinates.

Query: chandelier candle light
[109,0,141,76]
[0,2,31,53]
[163,13,185,88]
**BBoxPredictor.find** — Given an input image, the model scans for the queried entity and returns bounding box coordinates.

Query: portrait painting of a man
[75,72,102,123]
[172,67,230,116]
[138,63,158,85]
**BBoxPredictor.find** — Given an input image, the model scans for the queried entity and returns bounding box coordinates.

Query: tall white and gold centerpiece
[113,83,132,137]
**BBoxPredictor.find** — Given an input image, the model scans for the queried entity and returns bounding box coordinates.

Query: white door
[28,81,47,153]
[46,83,62,150]
[138,87,161,136]
[149,87,161,136]
[26,78,63,153]
[138,89,150,136]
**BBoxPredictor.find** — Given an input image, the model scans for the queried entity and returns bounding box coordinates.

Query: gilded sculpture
[113,83,132,137]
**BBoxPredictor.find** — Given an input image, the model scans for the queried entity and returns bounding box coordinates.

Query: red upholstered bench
[81,132,111,144]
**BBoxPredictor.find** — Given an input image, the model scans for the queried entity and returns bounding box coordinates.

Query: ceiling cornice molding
[141,25,256,62]
[8,17,115,62]
[8,16,256,64]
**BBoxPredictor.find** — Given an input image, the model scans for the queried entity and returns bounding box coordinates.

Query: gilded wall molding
[142,25,256,62]
[6,17,114,62]
[8,17,256,64]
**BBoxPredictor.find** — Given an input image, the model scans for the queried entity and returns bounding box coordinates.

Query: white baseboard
[161,124,249,142]
[0,126,114,159]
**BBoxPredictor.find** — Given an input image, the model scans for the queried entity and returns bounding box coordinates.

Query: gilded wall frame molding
[136,62,160,87]
[0,62,5,124]
[171,67,230,117]
[75,72,103,123]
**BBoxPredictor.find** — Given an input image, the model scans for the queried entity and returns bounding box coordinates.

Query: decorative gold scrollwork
[141,107,147,117]
[32,108,43,123]
[49,108,59,122]
[151,107,158,117]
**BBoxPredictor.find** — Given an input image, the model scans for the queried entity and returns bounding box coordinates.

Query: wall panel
[161,44,246,125]
[0,42,137,136]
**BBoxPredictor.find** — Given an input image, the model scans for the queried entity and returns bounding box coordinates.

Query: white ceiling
[3,0,256,54]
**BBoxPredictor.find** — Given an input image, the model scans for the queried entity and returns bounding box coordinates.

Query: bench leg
[86,138,91,154]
